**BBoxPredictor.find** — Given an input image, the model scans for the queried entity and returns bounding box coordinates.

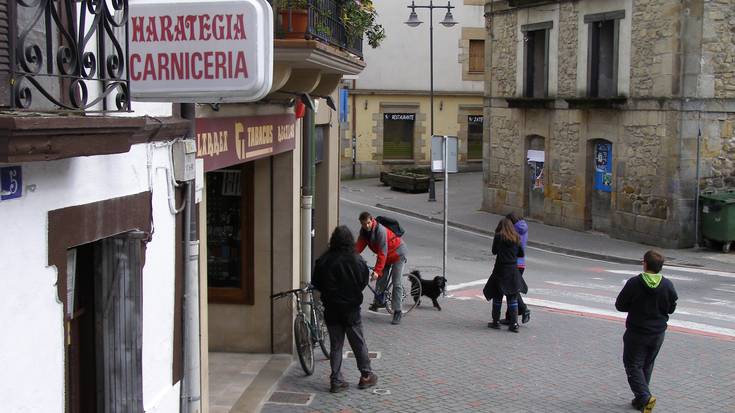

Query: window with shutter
[468,39,485,74]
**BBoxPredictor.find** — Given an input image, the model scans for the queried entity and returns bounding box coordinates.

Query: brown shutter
[0,0,11,106]
[469,39,485,73]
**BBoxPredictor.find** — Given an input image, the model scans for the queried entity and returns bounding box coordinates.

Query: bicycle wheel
[313,300,330,359]
[384,273,422,314]
[294,314,314,375]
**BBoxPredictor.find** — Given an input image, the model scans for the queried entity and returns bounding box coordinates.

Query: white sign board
[431,135,458,173]
[129,0,273,102]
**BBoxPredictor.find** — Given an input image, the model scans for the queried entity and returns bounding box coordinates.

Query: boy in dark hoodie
[615,250,678,412]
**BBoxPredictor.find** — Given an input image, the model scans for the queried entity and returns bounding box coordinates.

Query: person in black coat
[615,250,678,412]
[312,226,378,393]
[484,218,525,332]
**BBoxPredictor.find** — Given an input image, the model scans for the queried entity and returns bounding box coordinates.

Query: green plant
[339,0,385,48]
[279,0,309,9]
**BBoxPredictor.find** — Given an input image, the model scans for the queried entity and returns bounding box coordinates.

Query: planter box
[383,173,429,193]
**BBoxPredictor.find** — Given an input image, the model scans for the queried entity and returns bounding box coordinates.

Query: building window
[206,163,254,304]
[383,113,415,160]
[522,22,552,98]
[467,115,483,160]
[585,11,624,98]
[469,39,485,73]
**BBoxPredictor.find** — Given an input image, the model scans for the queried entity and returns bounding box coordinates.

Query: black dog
[409,270,447,311]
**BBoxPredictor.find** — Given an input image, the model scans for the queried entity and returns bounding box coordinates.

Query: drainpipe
[180,103,201,413]
[302,103,316,284]
[352,80,357,179]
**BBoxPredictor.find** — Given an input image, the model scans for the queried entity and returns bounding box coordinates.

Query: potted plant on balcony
[278,0,310,39]
[339,0,385,48]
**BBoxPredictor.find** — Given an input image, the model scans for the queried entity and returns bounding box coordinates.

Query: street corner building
[0,0,365,411]
[482,0,735,248]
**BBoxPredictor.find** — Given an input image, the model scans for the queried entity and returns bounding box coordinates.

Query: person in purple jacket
[502,212,531,325]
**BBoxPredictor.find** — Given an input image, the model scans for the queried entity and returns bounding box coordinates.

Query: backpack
[376,215,405,237]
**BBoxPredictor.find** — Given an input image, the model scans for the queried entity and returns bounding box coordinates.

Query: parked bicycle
[271,284,329,375]
[367,268,422,314]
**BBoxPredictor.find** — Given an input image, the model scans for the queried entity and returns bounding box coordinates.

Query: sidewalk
[261,298,735,413]
[341,172,735,272]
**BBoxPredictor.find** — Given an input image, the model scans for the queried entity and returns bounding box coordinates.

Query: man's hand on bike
[370,271,379,281]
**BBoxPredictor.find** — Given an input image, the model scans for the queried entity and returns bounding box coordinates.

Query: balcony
[268,0,366,98]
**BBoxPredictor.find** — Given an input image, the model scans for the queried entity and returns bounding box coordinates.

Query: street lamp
[405,1,457,202]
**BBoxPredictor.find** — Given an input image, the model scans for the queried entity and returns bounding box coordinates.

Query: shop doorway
[588,140,613,232]
[526,135,546,221]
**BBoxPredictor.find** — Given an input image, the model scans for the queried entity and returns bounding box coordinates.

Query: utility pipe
[301,105,316,284]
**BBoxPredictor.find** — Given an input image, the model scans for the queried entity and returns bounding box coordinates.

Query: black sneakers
[488,320,501,329]
[391,310,402,325]
[522,309,531,324]
[330,380,349,393]
[358,372,378,389]
[368,301,384,312]
[509,323,520,333]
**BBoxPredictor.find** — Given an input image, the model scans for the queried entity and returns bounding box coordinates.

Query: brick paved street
[262,297,735,413]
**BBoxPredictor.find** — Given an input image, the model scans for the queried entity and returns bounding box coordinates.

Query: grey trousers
[376,256,406,312]
[327,321,372,382]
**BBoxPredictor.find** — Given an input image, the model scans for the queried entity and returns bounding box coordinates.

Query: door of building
[590,141,613,232]
[526,136,545,220]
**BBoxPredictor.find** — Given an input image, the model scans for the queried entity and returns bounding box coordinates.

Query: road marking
[714,287,735,294]
[446,280,735,339]
[544,280,622,292]
[606,269,694,281]
[663,265,735,278]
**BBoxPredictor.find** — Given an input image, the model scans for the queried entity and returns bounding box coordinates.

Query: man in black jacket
[312,226,378,393]
[615,250,678,412]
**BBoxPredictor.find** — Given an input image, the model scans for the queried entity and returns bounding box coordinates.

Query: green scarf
[641,272,662,288]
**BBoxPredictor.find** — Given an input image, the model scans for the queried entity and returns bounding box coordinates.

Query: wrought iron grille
[4,0,130,112]
[277,0,363,59]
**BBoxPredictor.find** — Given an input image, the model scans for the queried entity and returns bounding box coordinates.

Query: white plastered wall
[0,138,185,413]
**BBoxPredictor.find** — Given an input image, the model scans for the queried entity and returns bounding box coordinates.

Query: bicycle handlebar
[271,283,316,300]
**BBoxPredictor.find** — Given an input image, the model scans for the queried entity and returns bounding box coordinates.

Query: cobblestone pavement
[261,297,735,413]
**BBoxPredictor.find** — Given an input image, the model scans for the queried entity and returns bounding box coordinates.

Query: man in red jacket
[356,211,408,325]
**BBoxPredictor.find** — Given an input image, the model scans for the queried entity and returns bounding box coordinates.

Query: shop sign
[129,0,273,102]
[195,114,296,171]
[468,115,483,124]
[384,113,415,121]
[0,166,22,201]
[593,142,613,192]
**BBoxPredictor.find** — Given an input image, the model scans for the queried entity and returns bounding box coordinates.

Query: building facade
[483,0,735,248]
[343,0,486,178]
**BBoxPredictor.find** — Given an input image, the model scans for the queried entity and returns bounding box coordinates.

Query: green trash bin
[700,190,735,252]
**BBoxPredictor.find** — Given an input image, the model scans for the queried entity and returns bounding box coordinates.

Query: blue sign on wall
[593,143,613,192]
[339,88,349,123]
[1,166,23,200]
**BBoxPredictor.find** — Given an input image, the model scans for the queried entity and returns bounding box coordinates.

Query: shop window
[467,115,483,160]
[522,22,551,98]
[383,113,415,160]
[469,39,485,73]
[585,11,624,98]
[206,163,254,304]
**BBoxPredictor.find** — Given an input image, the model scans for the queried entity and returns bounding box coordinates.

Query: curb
[375,203,658,267]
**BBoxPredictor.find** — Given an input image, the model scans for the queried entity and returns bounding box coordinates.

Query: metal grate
[267,391,314,405]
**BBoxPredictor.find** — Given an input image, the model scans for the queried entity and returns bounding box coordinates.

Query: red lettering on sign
[144,54,156,79]
[158,53,170,80]
[234,51,248,78]
[198,14,211,41]
[192,52,203,79]
[160,15,173,41]
[204,51,214,79]
[174,16,187,41]
[146,16,159,42]
[130,54,142,80]
[213,15,224,40]
[232,14,246,40]
[132,17,144,42]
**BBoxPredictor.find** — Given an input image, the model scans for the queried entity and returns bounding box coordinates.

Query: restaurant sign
[129,0,273,102]
[196,114,296,171]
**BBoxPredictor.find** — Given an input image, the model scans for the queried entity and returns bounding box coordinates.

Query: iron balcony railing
[0,0,130,112]
[276,0,363,59]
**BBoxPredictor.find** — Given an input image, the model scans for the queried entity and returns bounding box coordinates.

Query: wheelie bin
[700,190,735,252]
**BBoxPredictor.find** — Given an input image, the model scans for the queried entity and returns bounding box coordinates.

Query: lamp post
[405,1,457,202]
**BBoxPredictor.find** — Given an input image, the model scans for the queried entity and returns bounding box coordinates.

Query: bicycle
[271,284,330,375]
[367,268,422,314]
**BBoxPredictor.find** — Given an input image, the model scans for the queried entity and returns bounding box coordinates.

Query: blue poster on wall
[593,143,612,192]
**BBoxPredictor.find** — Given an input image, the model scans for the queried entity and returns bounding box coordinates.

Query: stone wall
[490,12,517,97]
[557,2,578,97]
[702,114,735,190]
[630,0,680,97]
[484,109,523,210]
[546,113,583,228]
[704,0,735,98]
